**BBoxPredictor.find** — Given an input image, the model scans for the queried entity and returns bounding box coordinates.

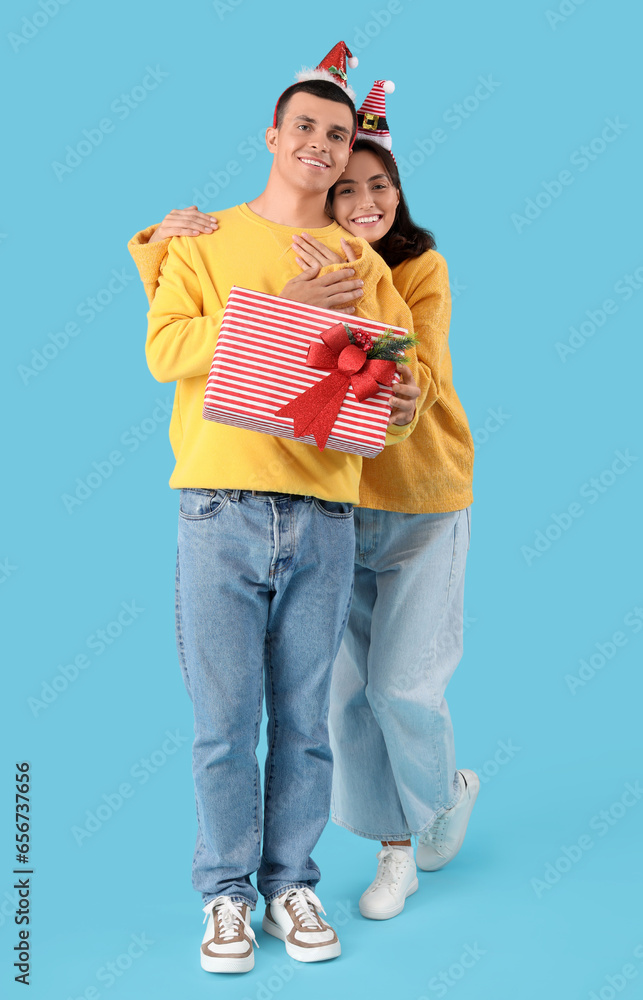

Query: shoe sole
[358,877,419,920]
[262,914,341,962]
[200,952,254,974]
[417,770,480,872]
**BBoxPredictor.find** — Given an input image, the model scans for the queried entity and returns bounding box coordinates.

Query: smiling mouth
[351,214,384,225]
[298,156,330,170]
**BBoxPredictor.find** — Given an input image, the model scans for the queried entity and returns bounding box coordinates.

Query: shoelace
[370,847,410,893]
[283,887,326,930]
[202,896,258,947]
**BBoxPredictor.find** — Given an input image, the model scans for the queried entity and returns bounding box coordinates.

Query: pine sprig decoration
[344,324,418,364]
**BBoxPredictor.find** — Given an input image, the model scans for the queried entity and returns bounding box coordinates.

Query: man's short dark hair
[275,80,357,140]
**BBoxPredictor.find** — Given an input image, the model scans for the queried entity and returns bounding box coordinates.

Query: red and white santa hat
[272,41,359,127]
[295,40,359,100]
[356,79,395,151]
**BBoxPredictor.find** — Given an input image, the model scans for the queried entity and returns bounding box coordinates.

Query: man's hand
[279,266,364,314]
[149,206,218,243]
[388,364,420,426]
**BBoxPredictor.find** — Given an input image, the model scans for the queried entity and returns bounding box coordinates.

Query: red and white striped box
[202,286,408,458]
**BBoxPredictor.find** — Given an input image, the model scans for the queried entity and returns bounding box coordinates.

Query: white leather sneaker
[262,887,340,962]
[358,846,419,920]
[416,769,480,872]
[200,896,257,973]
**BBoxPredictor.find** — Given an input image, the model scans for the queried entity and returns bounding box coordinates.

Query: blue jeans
[329,506,471,841]
[175,488,355,908]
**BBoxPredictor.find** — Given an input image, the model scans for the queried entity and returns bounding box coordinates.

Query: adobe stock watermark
[61,397,173,513]
[66,931,154,999]
[530,780,643,898]
[18,267,135,385]
[450,276,467,300]
[418,942,486,998]
[565,603,643,695]
[368,611,478,715]
[588,940,643,1000]
[237,901,355,1000]
[474,738,522,784]
[555,263,643,362]
[177,125,268,211]
[27,600,145,717]
[471,406,510,448]
[397,74,501,180]
[71,730,189,846]
[521,449,638,566]
[511,117,628,233]
[8,0,72,53]
[51,66,169,182]
[0,558,17,584]
[546,0,589,31]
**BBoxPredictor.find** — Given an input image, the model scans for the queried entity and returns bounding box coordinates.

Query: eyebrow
[338,173,390,183]
[292,115,351,136]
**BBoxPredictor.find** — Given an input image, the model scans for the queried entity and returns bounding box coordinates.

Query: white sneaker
[200,896,257,973]
[358,846,419,920]
[416,769,480,872]
[262,887,341,963]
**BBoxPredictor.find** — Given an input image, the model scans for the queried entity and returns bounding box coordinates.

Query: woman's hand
[149,206,218,243]
[291,232,357,270]
[279,266,364,314]
[388,364,420,426]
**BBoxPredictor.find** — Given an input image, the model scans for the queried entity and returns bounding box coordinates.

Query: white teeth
[300,158,328,168]
[354,215,382,224]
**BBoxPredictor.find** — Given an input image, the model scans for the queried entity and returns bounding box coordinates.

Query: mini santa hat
[356,79,395,151]
[296,41,359,101]
[272,41,358,127]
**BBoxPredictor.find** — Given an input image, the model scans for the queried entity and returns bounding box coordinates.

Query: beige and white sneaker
[359,846,419,920]
[262,887,341,963]
[200,896,257,973]
[416,769,480,872]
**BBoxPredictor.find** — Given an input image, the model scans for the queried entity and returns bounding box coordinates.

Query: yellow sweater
[130,215,474,513]
[133,203,417,502]
[359,252,474,513]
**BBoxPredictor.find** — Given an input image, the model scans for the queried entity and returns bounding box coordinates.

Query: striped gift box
[202,286,408,458]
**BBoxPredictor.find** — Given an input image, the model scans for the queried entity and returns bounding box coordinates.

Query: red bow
[276,323,396,450]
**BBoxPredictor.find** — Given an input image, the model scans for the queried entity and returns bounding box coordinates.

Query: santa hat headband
[272,41,359,129]
[356,79,395,152]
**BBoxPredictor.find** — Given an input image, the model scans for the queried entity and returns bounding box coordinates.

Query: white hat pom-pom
[383,80,395,93]
[348,56,359,68]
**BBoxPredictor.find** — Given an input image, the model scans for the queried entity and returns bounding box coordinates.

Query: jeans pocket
[313,498,354,519]
[179,488,230,520]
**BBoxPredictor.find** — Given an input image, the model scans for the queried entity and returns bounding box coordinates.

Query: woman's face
[331,149,400,245]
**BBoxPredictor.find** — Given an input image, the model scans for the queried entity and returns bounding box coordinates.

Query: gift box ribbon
[275,323,396,450]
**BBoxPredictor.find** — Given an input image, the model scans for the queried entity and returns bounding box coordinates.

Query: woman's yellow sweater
[129,212,473,512]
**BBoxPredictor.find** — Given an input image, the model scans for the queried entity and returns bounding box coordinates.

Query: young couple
[128,42,476,975]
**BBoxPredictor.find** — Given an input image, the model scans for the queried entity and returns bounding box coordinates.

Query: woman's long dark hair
[328,138,436,268]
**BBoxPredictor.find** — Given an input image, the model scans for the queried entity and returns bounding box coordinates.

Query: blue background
[2,1,642,998]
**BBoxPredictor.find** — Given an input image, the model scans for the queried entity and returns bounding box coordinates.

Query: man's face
[267,92,354,194]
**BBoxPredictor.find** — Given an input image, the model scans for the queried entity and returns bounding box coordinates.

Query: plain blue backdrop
[2,1,642,998]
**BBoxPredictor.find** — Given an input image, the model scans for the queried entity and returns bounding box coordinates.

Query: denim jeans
[329,506,471,841]
[175,488,355,908]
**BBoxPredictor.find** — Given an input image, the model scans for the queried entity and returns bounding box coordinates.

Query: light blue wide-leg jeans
[329,505,471,841]
[175,488,355,908]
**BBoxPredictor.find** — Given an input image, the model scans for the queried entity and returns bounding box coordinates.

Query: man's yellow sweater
[136,203,418,503]
[130,211,474,512]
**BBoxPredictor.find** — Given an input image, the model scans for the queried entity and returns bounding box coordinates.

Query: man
[135,45,420,973]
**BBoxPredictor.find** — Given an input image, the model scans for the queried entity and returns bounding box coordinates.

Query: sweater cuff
[127,225,170,285]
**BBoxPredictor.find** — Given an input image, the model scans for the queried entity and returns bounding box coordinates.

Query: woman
[128,125,477,923]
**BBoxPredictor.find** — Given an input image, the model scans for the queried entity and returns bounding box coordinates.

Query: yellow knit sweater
[132,204,417,502]
[129,215,473,512]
